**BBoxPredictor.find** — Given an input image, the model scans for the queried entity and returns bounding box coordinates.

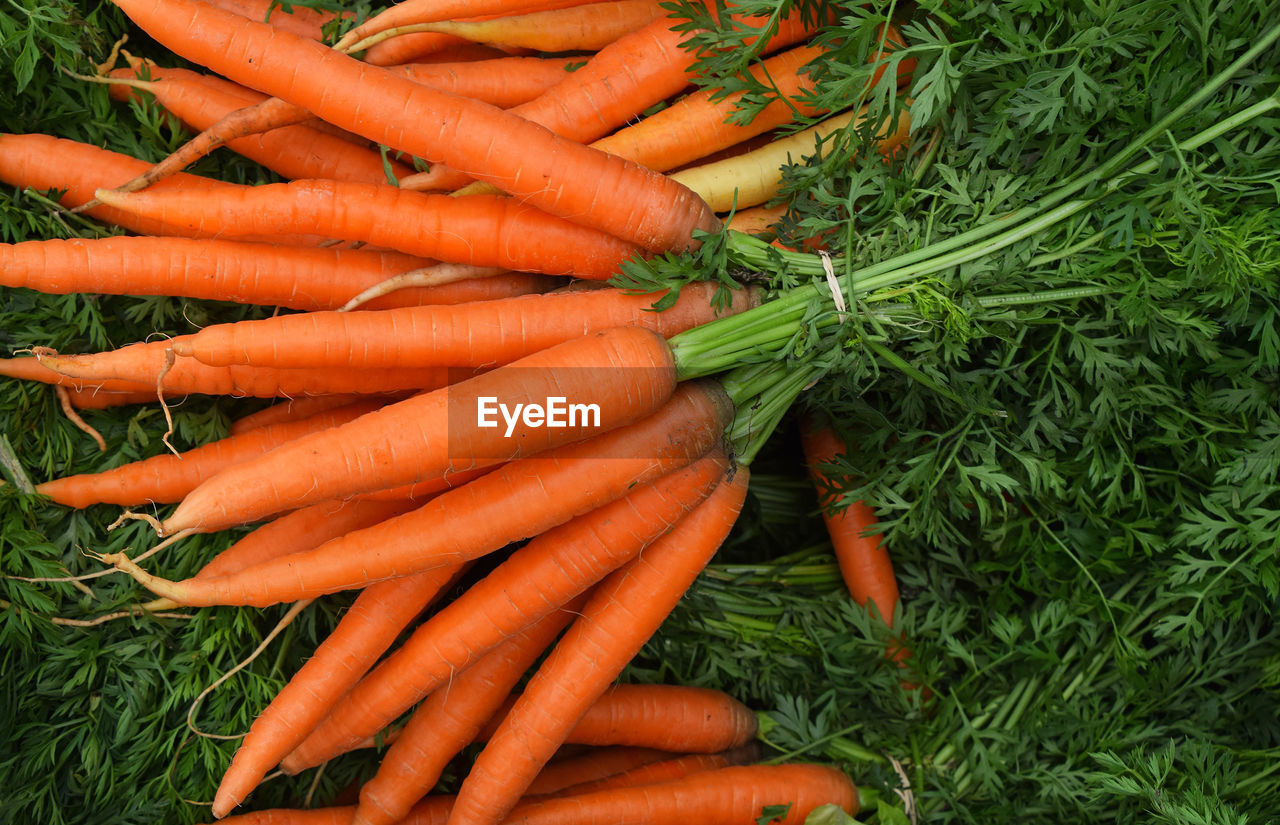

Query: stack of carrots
[0,0,919,821]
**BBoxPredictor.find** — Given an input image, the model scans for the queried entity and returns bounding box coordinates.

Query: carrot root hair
[54,385,107,451]
[339,264,506,311]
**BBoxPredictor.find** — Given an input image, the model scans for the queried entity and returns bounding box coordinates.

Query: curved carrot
[103,379,731,603]
[280,453,729,770]
[143,326,683,535]
[448,467,750,825]
[172,282,758,368]
[110,0,722,253]
[229,395,380,435]
[350,597,590,825]
[355,1,665,54]
[523,748,673,796]
[35,399,386,508]
[548,748,758,797]
[474,684,758,752]
[362,34,496,67]
[103,63,411,184]
[93,181,642,280]
[501,763,858,825]
[400,2,824,193]
[210,561,467,818]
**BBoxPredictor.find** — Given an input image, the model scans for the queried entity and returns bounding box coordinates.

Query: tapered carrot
[799,420,899,624]
[725,203,786,234]
[400,2,824,192]
[549,748,758,797]
[352,0,665,54]
[209,0,348,41]
[393,56,577,107]
[334,0,600,52]
[523,748,672,796]
[35,399,386,508]
[229,395,380,435]
[474,685,758,752]
[101,379,732,602]
[0,236,550,311]
[281,454,729,770]
[101,64,412,184]
[361,34,495,67]
[109,0,722,253]
[500,763,859,825]
[136,327,684,535]
[448,468,750,825]
[350,597,590,825]
[59,386,177,410]
[32,342,457,398]
[672,105,913,211]
[210,562,468,818]
[172,282,757,369]
[93,181,642,280]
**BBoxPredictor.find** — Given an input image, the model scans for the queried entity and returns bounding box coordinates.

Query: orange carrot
[335,0,600,52]
[102,379,731,603]
[32,342,457,398]
[58,386,180,409]
[393,56,577,107]
[280,454,729,770]
[0,236,550,311]
[353,0,665,54]
[501,763,859,825]
[145,326,684,536]
[523,748,672,796]
[799,420,899,625]
[35,399,386,508]
[110,0,721,253]
[362,35,501,67]
[400,2,823,193]
[93,181,642,280]
[447,468,750,825]
[172,282,757,369]
[210,562,467,818]
[548,748,758,797]
[350,597,590,825]
[208,0,348,41]
[229,395,381,435]
[474,684,758,752]
[103,63,412,184]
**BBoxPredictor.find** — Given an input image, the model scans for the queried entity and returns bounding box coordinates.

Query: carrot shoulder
[110,0,721,253]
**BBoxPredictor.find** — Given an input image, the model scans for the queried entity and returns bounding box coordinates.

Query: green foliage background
[2,1,1279,824]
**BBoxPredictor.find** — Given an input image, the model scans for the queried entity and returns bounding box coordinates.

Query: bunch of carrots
[1,0,921,822]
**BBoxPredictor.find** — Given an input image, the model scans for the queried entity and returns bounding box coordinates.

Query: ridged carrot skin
[109,0,722,253]
[502,763,859,825]
[336,0,601,52]
[448,468,750,825]
[211,562,465,818]
[106,64,411,184]
[474,685,758,752]
[110,380,731,605]
[360,33,481,67]
[350,598,590,825]
[196,498,420,581]
[173,282,758,369]
[93,181,641,280]
[524,748,672,797]
[281,454,729,770]
[35,399,385,508]
[0,236,549,311]
[34,342,456,399]
[549,749,755,797]
[395,57,576,107]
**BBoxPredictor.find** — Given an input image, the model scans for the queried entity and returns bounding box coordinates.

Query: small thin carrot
[350,597,590,825]
[35,399,386,508]
[101,379,731,603]
[208,0,349,41]
[59,386,179,410]
[280,453,729,770]
[447,467,750,825]
[350,0,665,55]
[362,35,502,67]
[393,56,578,108]
[335,0,599,52]
[110,0,722,253]
[93,181,642,280]
[210,561,467,818]
[474,684,758,752]
[172,282,758,369]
